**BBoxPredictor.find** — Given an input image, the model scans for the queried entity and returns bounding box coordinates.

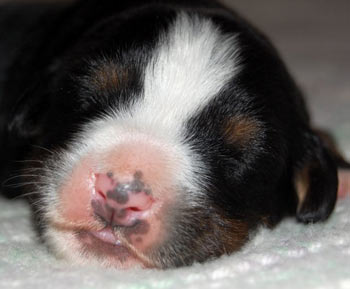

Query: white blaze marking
[119,12,241,140]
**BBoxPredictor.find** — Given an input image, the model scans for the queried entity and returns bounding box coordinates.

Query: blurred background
[1,0,349,157]
[223,0,350,159]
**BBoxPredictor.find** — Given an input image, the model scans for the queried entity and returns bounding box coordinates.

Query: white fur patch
[127,12,240,140]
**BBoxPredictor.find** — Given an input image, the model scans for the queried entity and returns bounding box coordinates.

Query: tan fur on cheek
[218,219,250,253]
[208,210,250,254]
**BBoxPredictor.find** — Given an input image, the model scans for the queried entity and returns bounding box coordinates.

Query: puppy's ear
[314,128,350,169]
[294,132,338,223]
[7,82,50,140]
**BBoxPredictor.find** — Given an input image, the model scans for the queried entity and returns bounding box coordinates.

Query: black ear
[294,132,338,223]
[7,82,50,140]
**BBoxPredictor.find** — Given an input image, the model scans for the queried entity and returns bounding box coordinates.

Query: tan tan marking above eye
[90,62,128,91]
[224,116,259,146]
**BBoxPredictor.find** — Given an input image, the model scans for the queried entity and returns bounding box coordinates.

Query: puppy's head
[7,12,337,269]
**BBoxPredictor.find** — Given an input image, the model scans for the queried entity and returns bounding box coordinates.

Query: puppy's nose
[92,172,154,227]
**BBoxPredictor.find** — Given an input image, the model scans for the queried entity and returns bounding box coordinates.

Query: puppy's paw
[338,169,350,198]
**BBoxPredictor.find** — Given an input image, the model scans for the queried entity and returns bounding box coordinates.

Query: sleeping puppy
[0,0,347,269]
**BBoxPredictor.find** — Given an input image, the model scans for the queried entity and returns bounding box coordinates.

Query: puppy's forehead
[103,12,240,136]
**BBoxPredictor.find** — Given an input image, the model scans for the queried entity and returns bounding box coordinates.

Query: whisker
[11,190,39,201]
[3,182,47,188]
[14,159,44,164]
[2,174,43,186]
[32,204,47,215]
[31,145,55,155]
[113,229,156,268]
[30,198,46,208]
[20,168,45,173]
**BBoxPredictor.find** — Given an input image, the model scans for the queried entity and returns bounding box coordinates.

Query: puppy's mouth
[77,227,156,268]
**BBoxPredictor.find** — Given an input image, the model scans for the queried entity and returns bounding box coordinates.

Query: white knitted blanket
[0,196,349,289]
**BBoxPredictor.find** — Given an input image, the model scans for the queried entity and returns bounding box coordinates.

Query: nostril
[97,190,106,200]
[92,171,155,227]
[129,207,142,212]
[94,173,116,198]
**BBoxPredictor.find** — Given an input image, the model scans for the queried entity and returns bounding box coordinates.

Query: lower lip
[77,229,154,269]
[77,229,131,258]
[88,228,121,245]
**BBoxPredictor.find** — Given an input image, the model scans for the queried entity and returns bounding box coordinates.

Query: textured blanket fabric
[0,197,350,289]
[0,0,349,288]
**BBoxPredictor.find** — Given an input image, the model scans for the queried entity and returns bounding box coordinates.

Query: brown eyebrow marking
[90,61,128,91]
[224,116,260,146]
